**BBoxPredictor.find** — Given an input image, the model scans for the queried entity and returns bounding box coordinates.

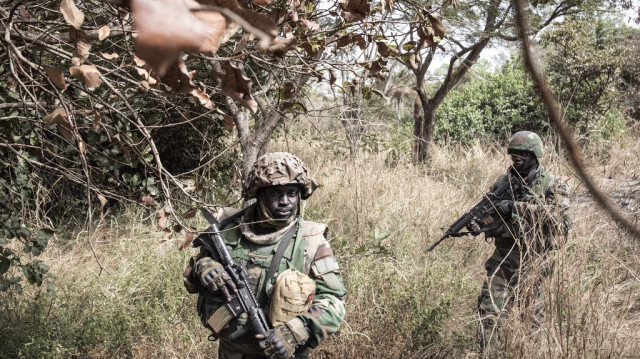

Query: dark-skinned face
[259,184,300,220]
[510,150,538,173]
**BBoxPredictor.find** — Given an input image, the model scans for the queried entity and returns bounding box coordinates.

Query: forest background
[1,0,640,357]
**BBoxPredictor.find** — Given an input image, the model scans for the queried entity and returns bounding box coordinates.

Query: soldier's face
[510,150,537,172]
[260,184,300,219]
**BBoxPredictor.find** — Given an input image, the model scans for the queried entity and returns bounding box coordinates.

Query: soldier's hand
[257,318,310,359]
[196,257,236,301]
[466,220,481,236]
[495,200,514,215]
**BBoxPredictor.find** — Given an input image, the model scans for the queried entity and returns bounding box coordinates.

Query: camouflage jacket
[485,164,571,252]
[183,207,347,355]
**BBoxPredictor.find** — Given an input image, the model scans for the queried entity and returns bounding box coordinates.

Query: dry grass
[1,132,639,358]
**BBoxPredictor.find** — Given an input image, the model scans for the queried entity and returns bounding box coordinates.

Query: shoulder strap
[260,222,299,304]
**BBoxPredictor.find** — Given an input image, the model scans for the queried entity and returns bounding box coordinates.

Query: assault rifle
[193,209,272,342]
[426,178,521,252]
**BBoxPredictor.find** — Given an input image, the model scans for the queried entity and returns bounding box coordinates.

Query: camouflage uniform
[477,132,570,326]
[183,153,347,359]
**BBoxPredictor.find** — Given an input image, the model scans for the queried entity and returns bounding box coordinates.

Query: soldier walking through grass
[466,131,571,345]
[183,152,347,359]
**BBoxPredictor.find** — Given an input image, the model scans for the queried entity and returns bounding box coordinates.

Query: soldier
[183,152,347,359]
[467,131,570,342]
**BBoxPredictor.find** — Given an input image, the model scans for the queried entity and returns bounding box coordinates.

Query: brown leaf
[182,208,198,219]
[187,0,227,55]
[190,88,215,110]
[281,81,296,99]
[266,33,296,57]
[60,0,85,29]
[161,59,196,94]
[157,209,168,228]
[18,5,33,22]
[43,108,74,141]
[92,110,102,130]
[131,54,147,67]
[97,194,108,208]
[342,0,369,22]
[99,51,119,59]
[69,65,102,88]
[329,69,337,86]
[221,62,258,113]
[132,0,213,76]
[98,25,111,40]
[42,65,67,90]
[353,35,366,50]
[428,14,445,39]
[179,231,195,250]
[336,35,352,48]
[223,115,235,132]
[70,28,91,66]
[253,0,274,5]
[141,195,155,206]
[299,19,319,31]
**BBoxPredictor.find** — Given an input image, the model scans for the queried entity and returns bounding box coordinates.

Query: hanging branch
[512,0,640,240]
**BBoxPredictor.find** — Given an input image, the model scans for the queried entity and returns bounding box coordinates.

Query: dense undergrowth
[1,130,639,358]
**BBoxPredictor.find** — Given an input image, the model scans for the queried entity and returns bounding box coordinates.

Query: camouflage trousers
[477,245,548,327]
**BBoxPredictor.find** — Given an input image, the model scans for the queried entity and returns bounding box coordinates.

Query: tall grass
[1,133,639,358]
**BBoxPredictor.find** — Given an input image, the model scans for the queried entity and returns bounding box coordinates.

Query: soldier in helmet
[183,152,347,359]
[467,131,571,342]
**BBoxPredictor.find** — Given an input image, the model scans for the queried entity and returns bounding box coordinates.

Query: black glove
[466,220,481,236]
[258,324,299,359]
[196,257,236,301]
[494,200,514,215]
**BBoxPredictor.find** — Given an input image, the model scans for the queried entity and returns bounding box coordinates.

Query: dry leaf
[182,208,198,219]
[429,14,445,39]
[69,65,102,88]
[179,231,195,250]
[223,115,235,132]
[221,62,258,113]
[98,25,111,40]
[329,69,337,86]
[131,54,147,67]
[70,28,91,66]
[299,19,319,31]
[187,0,227,55]
[97,194,107,208]
[132,0,212,76]
[112,134,131,160]
[99,51,119,59]
[141,195,155,206]
[266,33,296,57]
[161,59,196,94]
[190,88,215,110]
[60,0,85,29]
[253,0,274,5]
[342,0,370,22]
[92,110,102,130]
[157,209,168,228]
[43,108,74,141]
[42,65,67,90]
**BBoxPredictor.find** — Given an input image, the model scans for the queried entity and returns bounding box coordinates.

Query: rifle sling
[260,220,299,306]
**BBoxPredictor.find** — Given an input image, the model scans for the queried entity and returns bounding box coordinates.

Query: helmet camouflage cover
[507,131,543,159]
[243,152,318,200]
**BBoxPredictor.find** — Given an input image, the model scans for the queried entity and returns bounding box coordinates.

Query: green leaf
[402,41,416,51]
[37,228,55,239]
[0,256,10,274]
[46,281,58,298]
[8,91,20,100]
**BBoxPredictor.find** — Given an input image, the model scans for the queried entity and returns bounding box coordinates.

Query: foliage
[435,61,548,142]
[540,14,638,139]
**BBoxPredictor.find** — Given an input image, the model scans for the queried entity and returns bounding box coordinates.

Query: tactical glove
[258,318,309,359]
[494,200,514,215]
[466,220,481,236]
[196,257,236,301]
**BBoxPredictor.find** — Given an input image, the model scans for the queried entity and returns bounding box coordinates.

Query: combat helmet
[507,131,543,159]
[243,152,318,200]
